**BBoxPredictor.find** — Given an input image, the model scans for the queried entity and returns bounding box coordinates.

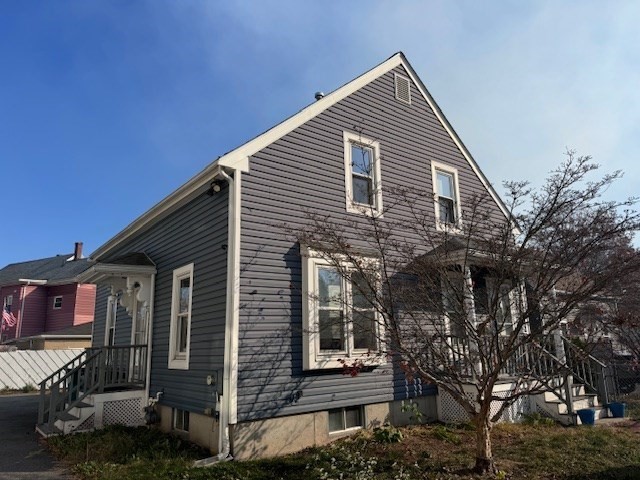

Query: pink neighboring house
[0,243,96,344]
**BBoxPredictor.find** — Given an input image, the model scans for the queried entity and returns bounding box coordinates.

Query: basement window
[329,405,364,433]
[53,296,63,309]
[173,408,190,432]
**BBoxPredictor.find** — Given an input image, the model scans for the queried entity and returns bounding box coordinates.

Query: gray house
[36,53,612,459]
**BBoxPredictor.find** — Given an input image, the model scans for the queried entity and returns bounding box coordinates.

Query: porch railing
[38,345,147,428]
[433,334,615,419]
[562,337,617,405]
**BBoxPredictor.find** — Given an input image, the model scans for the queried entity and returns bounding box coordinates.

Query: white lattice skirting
[90,390,146,428]
[437,382,532,424]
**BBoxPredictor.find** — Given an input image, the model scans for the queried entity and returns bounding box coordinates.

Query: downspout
[195,165,241,466]
[145,273,156,403]
[18,284,26,339]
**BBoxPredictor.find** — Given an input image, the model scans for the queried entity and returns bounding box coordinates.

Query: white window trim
[328,405,366,435]
[485,278,522,337]
[302,248,385,370]
[4,295,12,307]
[431,161,462,231]
[173,408,190,432]
[343,131,383,217]
[442,270,465,338]
[168,263,194,370]
[52,296,63,310]
[104,294,118,346]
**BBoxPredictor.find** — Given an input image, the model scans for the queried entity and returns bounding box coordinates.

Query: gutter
[194,164,243,466]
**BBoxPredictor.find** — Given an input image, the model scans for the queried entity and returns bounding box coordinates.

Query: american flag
[1,308,16,329]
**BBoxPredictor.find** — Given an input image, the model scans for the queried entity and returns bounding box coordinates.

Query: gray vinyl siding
[237,65,505,422]
[96,188,229,414]
[92,285,109,347]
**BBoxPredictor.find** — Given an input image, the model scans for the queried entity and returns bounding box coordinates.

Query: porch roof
[75,252,156,284]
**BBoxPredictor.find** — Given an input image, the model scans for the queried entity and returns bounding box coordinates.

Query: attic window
[394,74,411,104]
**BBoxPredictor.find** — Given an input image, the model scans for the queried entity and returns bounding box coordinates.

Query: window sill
[346,202,383,218]
[168,356,189,370]
[329,426,362,437]
[435,221,462,234]
[304,352,386,371]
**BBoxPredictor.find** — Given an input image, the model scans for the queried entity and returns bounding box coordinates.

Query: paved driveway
[0,393,71,479]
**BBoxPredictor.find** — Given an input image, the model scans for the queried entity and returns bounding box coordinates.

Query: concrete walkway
[0,393,71,479]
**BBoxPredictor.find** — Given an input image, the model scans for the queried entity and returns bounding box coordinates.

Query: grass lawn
[48,417,640,480]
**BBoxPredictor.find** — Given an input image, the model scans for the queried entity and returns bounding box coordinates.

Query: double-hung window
[53,296,63,309]
[344,131,382,216]
[431,161,461,229]
[486,280,516,337]
[168,263,194,370]
[3,295,12,312]
[302,248,384,370]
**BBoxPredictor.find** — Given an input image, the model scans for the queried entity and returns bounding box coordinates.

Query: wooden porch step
[56,411,79,421]
[36,423,63,437]
[74,401,93,408]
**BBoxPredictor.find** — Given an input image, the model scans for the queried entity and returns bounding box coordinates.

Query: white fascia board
[17,278,47,285]
[90,51,515,259]
[213,55,403,166]
[76,264,157,284]
[21,334,92,340]
[399,55,518,232]
[89,54,405,261]
[91,163,229,260]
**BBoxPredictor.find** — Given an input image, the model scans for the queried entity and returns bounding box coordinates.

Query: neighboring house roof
[91,51,513,260]
[0,254,92,287]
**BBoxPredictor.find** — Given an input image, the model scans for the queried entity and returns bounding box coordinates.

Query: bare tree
[593,246,640,370]
[287,151,640,473]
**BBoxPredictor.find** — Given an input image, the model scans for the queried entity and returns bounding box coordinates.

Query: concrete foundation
[157,404,219,453]
[157,398,437,460]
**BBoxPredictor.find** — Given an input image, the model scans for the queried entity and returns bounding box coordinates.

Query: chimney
[74,242,83,260]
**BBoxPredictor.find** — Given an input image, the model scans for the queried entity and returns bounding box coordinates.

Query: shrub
[373,425,404,444]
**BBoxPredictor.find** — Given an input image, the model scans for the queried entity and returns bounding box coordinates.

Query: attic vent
[394,73,411,105]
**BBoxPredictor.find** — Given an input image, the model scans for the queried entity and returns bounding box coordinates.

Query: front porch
[37,345,148,435]
[433,333,621,425]
[35,253,158,436]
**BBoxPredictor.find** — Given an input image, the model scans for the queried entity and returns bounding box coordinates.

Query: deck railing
[562,337,617,405]
[432,334,615,421]
[38,345,147,428]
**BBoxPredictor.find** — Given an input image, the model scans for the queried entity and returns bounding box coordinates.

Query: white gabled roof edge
[398,56,514,227]
[91,51,512,260]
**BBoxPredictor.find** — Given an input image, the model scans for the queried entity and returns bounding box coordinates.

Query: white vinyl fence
[0,349,83,390]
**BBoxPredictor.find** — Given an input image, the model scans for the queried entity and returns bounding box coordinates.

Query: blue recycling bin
[577,408,595,425]
[608,402,626,418]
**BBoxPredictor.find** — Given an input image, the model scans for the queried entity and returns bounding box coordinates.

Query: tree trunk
[474,414,496,474]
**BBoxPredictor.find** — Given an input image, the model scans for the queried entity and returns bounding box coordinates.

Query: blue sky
[1,1,638,266]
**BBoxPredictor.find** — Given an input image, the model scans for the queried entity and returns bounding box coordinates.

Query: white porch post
[463,266,482,381]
